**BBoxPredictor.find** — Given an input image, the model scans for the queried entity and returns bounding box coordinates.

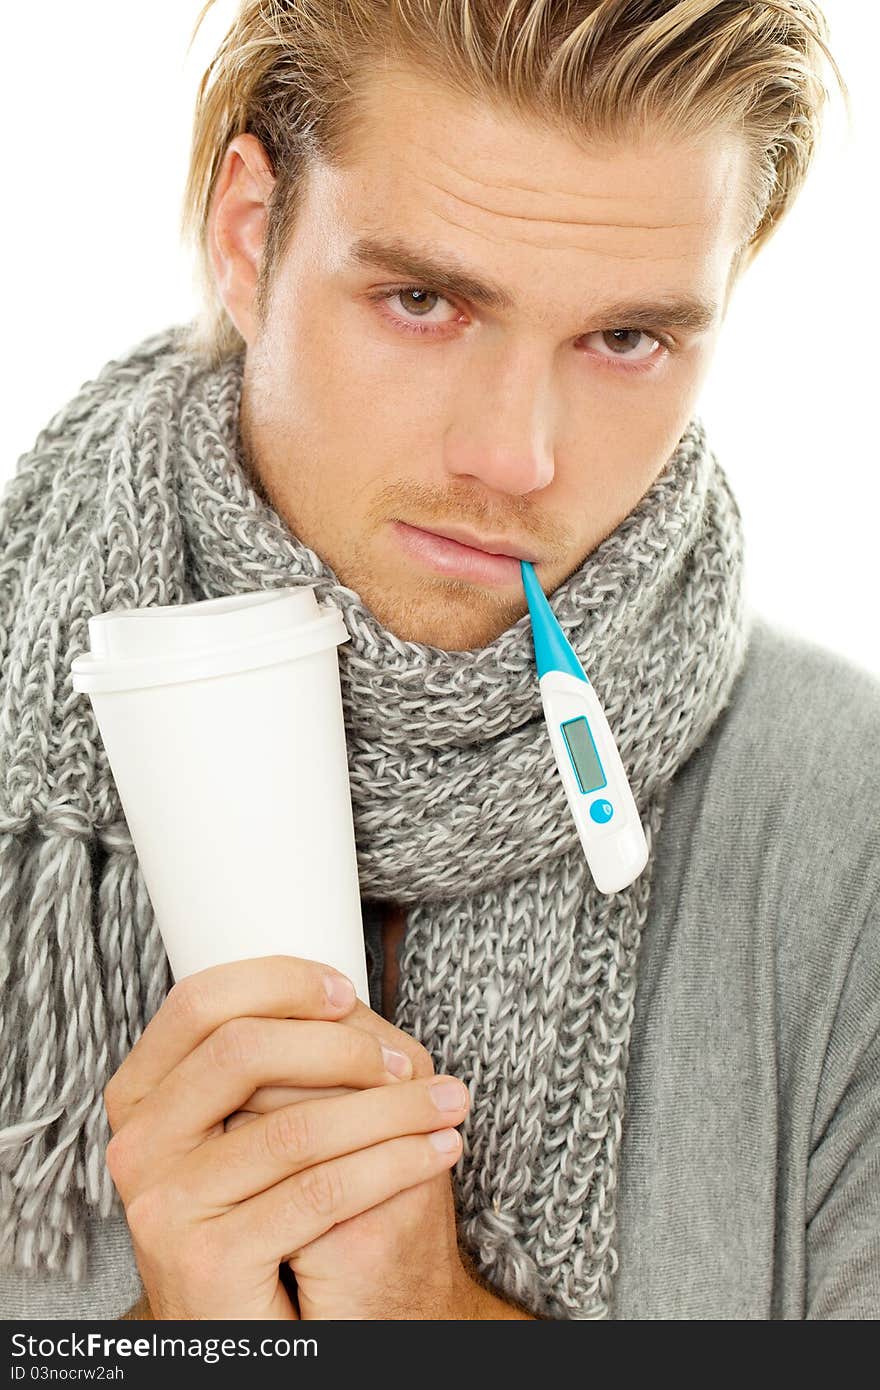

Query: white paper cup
[70,587,369,1005]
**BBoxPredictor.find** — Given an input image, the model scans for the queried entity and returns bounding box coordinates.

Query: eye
[584,328,664,364]
[375,287,461,332]
[367,284,464,333]
[396,289,446,316]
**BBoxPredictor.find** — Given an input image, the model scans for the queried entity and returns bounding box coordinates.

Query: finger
[224,1111,261,1132]
[238,1008,435,1117]
[183,1075,470,1209]
[326,1001,436,1080]
[230,1085,353,1117]
[104,955,358,1129]
[234,1008,436,1115]
[106,1017,415,1200]
[218,1126,464,1265]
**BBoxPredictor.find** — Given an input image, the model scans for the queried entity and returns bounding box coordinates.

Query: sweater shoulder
[681,609,880,934]
[735,611,880,747]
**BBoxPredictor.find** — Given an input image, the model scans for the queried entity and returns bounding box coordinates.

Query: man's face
[221,66,749,650]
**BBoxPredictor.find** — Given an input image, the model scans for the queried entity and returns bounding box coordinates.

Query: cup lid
[71,586,349,693]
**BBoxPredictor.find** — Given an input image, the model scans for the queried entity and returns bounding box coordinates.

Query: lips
[407,523,536,562]
[390,521,526,586]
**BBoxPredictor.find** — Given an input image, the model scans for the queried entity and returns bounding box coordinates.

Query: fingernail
[430,1079,468,1112]
[429,1128,461,1153]
[324,974,356,1009]
[381,1045,412,1079]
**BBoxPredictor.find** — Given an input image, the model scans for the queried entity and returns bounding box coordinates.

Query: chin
[372,585,527,652]
[332,548,529,650]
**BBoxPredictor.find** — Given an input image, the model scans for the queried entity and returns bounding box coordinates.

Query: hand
[103,954,467,1320]
[288,1167,483,1319]
[230,1086,477,1319]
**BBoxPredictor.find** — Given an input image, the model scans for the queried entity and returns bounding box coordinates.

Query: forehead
[313,64,749,312]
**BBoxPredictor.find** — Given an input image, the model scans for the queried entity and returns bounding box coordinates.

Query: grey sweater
[1,612,878,1319]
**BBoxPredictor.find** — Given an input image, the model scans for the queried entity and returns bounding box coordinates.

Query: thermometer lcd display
[560,715,607,795]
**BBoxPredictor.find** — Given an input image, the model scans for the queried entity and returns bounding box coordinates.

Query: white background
[2,2,877,674]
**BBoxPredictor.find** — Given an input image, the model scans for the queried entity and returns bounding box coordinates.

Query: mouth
[390,521,534,586]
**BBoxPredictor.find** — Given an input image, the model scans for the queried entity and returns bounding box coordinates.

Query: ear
[207,132,276,345]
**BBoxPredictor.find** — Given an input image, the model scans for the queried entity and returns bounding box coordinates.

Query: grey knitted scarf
[0,324,750,1318]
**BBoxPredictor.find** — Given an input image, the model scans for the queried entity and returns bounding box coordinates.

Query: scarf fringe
[0,824,171,1280]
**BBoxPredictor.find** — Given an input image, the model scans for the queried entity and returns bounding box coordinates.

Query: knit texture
[0,325,751,1318]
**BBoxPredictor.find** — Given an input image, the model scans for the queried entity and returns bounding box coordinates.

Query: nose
[443,343,556,496]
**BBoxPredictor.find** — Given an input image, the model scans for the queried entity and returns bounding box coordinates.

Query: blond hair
[179,0,848,367]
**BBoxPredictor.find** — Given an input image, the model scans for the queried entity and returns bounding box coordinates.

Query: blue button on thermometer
[522,561,649,894]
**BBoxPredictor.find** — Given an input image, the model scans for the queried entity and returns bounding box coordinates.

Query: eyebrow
[349,234,719,333]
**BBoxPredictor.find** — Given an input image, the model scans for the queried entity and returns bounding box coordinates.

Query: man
[1,1,876,1321]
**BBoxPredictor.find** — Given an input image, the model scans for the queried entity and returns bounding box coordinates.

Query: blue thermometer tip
[520,560,588,684]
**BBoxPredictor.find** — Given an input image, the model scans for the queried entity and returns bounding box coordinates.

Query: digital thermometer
[521,560,649,894]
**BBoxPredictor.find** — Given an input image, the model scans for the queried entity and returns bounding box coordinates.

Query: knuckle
[206,1016,261,1072]
[104,1128,132,1183]
[263,1104,314,1166]
[294,1162,344,1221]
[125,1185,167,1245]
[341,1024,376,1074]
[295,956,331,1000]
[102,1078,119,1127]
[273,956,328,1014]
[126,1182,194,1261]
[165,975,212,1032]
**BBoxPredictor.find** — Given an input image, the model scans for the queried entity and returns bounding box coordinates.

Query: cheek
[273,303,452,457]
[557,364,706,523]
